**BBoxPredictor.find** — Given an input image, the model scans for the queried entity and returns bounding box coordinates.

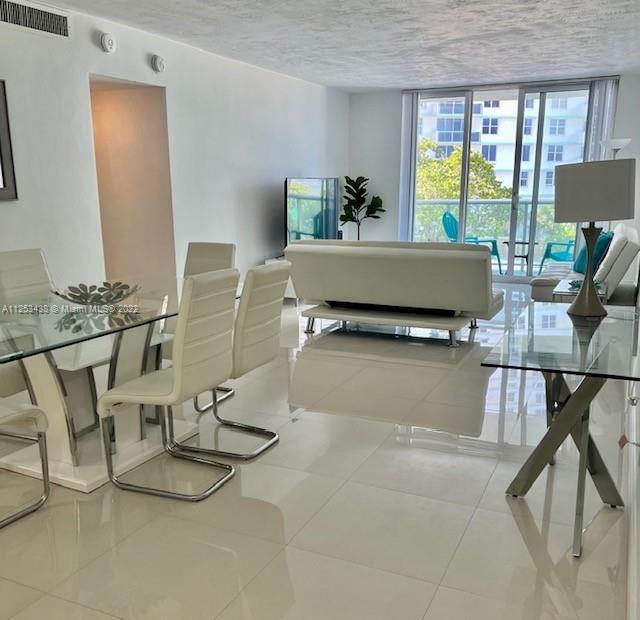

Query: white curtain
[585,78,619,162]
[398,92,419,241]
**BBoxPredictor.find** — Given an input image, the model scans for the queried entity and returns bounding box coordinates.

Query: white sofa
[530,223,640,304]
[284,240,504,345]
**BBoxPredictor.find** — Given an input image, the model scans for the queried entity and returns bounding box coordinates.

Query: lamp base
[566,224,607,318]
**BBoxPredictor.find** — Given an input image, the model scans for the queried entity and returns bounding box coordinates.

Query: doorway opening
[90,77,176,281]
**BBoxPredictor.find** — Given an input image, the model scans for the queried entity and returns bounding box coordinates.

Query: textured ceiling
[53,0,640,90]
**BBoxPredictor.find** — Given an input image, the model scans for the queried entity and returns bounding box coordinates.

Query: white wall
[0,11,349,283]
[347,92,403,240]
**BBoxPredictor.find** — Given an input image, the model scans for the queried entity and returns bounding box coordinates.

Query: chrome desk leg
[507,373,623,557]
[177,392,278,460]
[0,429,50,528]
[469,318,478,329]
[448,330,458,347]
[573,408,591,557]
[193,387,235,413]
[304,317,315,334]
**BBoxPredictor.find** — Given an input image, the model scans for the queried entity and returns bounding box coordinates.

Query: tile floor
[0,285,631,619]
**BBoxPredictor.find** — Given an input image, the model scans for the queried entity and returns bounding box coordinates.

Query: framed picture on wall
[0,80,17,200]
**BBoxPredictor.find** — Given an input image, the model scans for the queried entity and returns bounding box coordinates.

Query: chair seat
[0,402,48,433]
[97,368,175,417]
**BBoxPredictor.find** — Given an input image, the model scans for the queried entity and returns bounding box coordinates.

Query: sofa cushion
[600,237,640,299]
[594,231,628,283]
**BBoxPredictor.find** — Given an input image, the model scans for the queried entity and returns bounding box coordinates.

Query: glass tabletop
[481,302,640,381]
[0,276,180,364]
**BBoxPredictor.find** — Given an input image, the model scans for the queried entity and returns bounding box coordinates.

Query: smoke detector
[100,32,116,53]
[151,55,166,73]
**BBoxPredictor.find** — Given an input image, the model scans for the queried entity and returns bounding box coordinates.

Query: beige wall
[90,84,176,281]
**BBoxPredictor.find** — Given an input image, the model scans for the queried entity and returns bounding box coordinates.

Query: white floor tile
[0,482,168,591]
[0,577,42,620]
[10,595,120,619]
[169,462,342,543]
[52,516,281,620]
[216,548,436,620]
[259,411,393,478]
[291,481,472,583]
[423,586,576,620]
[352,436,497,506]
[442,508,626,618]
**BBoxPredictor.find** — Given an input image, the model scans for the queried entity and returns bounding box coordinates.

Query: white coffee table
[552,279,607,303]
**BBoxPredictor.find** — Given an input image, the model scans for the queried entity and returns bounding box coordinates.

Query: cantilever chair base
[0,429,50,528]
[185,391,278,461]
[100,408,235,502]
[193,386,235,413]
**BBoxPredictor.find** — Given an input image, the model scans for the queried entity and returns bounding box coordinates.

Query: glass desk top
[0,277,180,364]
[481,302,640,381]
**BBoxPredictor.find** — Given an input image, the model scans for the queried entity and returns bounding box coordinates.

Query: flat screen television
[285,177,339,246]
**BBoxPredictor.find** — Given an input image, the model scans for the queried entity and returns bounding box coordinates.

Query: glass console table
[481,302,634,557]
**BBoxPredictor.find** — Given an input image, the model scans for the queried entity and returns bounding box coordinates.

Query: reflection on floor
[0,285,629,619]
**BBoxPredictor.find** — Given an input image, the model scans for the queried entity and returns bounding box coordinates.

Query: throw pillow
[573,231,614,274]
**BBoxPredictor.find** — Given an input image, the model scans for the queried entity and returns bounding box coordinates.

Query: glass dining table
[0,276,184,492]
[481,301,636,557]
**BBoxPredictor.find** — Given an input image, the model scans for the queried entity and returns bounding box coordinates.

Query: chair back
[171,269,239,401]
[184,243,235,277]
[0,249,52,304]
[232,262,291,378]
[442,212,458,242]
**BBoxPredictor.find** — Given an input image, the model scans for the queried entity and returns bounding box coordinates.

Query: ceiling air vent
[0,0,69,37]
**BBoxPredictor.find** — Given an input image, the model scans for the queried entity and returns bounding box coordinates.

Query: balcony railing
[414,198,576,275]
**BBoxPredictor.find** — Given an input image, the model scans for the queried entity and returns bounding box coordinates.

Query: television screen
[285,177,339,245]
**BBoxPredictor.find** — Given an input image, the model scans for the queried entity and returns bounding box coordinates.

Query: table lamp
[555,158,636,317]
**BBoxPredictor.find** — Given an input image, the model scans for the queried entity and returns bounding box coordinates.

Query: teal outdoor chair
[442,212,503,274]
[537,240,575,274]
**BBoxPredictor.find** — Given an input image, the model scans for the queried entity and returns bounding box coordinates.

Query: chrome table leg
[573,408,591,557]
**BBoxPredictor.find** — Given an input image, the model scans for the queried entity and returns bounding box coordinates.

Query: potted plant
[340,176,385,240]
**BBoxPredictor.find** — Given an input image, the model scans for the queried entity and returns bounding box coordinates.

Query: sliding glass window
[403,78,618,278]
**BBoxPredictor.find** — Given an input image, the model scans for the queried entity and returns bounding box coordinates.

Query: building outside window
[523,118,533,135]
[522,144,531,161]
[549,96,568,110]
[437,118,464,142]
[439,101,465,114]
[549,118,566,135]
[541,314,557,328]
[520,170,529,187]
[545,170,554,186]
[482,118,499,134]
[484,100,500,108]
[481,144,497,161]
[471,131,481,142]
[547,144,563,162]
[525,97,535,109]
[472,102,482,114]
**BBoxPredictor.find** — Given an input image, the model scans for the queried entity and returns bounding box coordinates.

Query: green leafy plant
[339,176,385,240]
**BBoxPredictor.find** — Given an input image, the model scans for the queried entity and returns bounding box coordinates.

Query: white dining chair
[0,399,50,528]
[158,242,237,409]
[197,261,291,460]
[183,242,236,277]
[97,269,240,501]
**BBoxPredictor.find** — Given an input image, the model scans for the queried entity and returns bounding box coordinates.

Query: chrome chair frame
[192,386,235,413]
[100,406,235,502]
[187,390,278,460]
[0,428,50,528]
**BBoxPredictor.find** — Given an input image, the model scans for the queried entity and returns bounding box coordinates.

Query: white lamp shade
[554,158,636,223]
